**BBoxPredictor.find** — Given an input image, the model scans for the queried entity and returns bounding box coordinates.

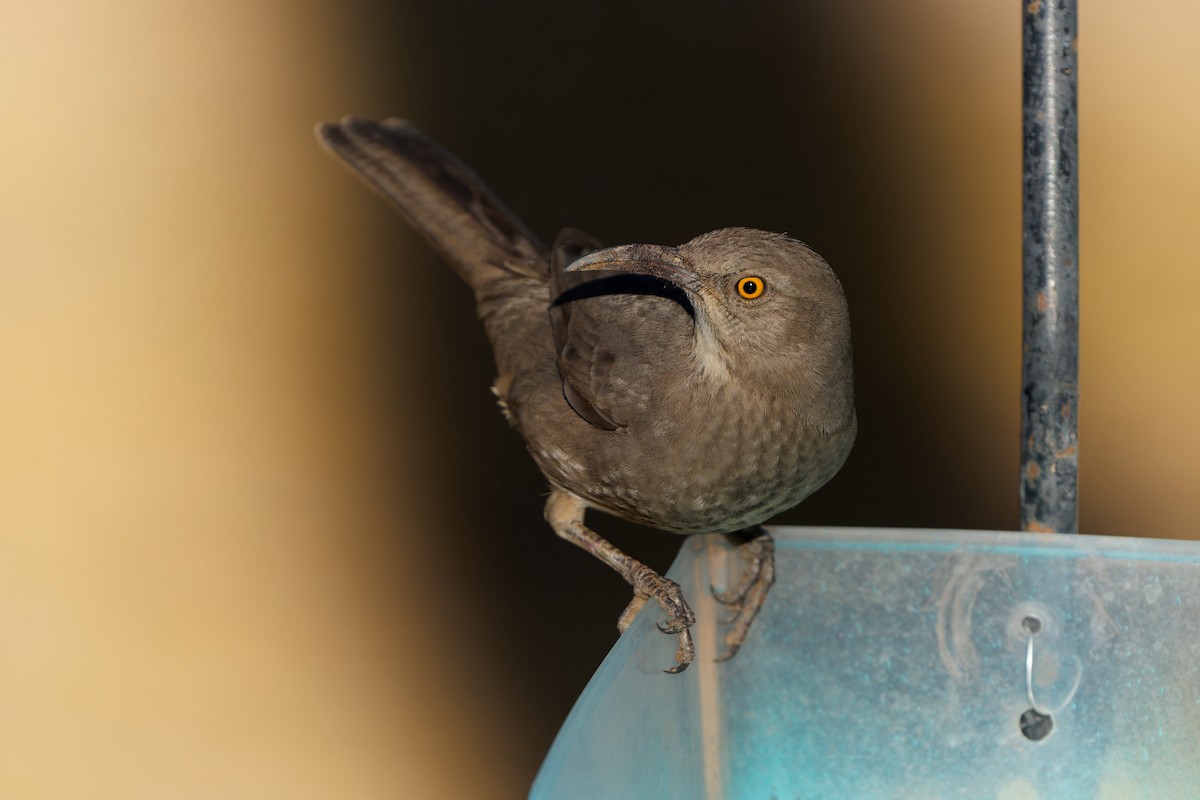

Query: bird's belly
[532,402,851,534]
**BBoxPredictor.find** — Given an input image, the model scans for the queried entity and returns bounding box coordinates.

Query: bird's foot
[712,528,775,662]
[544,490,696,673]
[624,564,696,673]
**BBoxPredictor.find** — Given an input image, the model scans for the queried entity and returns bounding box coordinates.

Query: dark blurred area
[6,1,1200,797]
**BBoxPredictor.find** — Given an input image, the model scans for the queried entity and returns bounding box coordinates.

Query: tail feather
[316,117,547,288]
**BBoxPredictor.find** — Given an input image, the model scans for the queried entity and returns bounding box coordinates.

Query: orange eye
[736,275,765,299]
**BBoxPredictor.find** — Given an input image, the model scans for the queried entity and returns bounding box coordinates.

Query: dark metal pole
[1021,0,1079,533]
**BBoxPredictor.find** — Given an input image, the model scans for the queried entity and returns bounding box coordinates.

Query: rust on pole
[1021,0,1079,533]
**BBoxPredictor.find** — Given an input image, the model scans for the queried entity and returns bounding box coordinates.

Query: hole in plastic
[1019,708,1053,741]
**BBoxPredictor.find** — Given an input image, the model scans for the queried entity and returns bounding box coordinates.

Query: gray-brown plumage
[315,117,856,672]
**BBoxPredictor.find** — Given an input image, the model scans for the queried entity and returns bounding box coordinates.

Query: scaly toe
[711,582,748,606]
[627,568,696,673]
[714,635,745,663]
[663,627,695,673]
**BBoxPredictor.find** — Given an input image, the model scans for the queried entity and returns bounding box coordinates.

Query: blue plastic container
[531,527,1200,799]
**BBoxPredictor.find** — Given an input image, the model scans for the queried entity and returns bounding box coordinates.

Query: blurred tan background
[2,1,1198,797]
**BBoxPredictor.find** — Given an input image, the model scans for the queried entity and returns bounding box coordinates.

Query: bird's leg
[545,490,695,673]
[712,526,775,662]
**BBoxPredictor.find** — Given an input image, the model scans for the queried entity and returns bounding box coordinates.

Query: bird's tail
[316,117,548,289]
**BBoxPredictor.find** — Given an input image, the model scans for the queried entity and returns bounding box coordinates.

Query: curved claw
[714,640,743,664]
[664,658,691,674]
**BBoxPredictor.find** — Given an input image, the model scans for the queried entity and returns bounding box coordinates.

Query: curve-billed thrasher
[316,118,856,672]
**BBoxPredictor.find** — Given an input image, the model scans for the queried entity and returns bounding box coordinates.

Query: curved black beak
[565,244,704,295]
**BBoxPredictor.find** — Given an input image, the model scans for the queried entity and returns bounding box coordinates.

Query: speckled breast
[533,387,856,535]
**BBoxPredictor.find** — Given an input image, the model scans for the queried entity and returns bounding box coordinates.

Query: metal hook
[1023,615,1082,715]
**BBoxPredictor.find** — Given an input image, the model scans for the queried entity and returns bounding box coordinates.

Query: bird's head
[566,227,854,431]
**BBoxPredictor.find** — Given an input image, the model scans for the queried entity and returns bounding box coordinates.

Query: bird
[315,117,856,672]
